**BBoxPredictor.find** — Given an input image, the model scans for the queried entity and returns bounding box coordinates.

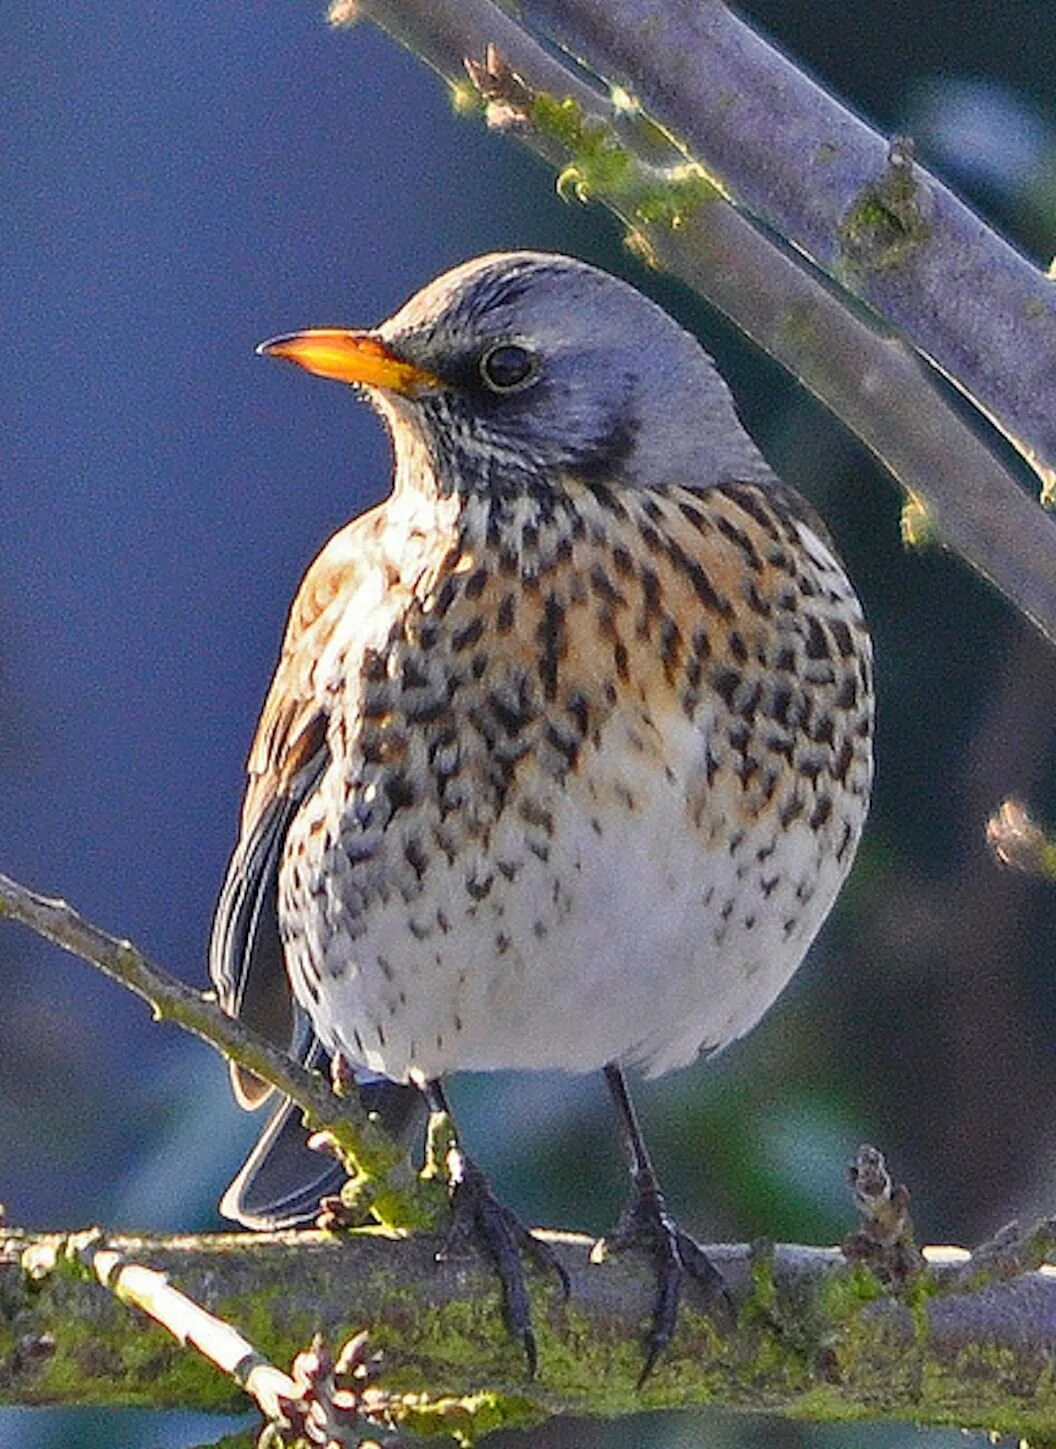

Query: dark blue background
[5,3,1056,1446]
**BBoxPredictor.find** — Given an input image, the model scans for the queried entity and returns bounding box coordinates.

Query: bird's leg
[592,1063,729,1385]
[421,1079,569,1377]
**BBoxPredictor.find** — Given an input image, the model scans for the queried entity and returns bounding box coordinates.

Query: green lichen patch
[838,147,930,276]
[899,491,935,548]
[528,93,720,230]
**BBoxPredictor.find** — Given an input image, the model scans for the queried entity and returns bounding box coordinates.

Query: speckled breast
[278,477,873,1084]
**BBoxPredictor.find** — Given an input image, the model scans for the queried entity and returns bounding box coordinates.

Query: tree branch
[0,872,438,1230]
[348,0,1056,648]
[4,1223,1056,1437]
[519,0,1056,495]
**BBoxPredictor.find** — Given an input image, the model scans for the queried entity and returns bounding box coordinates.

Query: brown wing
[209,514,374,1107]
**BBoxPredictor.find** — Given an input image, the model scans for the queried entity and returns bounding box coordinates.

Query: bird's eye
[479,343,538,393]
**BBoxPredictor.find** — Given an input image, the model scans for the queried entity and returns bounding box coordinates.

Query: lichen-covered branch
[0,872,438,1230]
[348,0,1056,649]
[519,0,1056,497]
[4,1224,1056,1438]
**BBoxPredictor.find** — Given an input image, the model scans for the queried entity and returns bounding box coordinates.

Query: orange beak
[257,329,440,394]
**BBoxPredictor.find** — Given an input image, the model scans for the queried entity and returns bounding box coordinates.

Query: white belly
[282,708,858,1083]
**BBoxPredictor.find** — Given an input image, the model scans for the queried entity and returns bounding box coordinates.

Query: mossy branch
[4,1225,1056,1439]
[349,0,1056,650]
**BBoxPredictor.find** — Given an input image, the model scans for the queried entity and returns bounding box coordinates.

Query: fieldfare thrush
[210,252,874,1378]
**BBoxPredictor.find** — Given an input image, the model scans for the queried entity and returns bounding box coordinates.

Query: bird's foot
[591,1172,730,1386]
[439,1146,570,1377]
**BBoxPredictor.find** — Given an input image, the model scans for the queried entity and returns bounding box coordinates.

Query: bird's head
[260,252,770,498]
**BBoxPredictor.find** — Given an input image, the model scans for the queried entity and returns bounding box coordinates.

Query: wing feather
[209,516,372,1105]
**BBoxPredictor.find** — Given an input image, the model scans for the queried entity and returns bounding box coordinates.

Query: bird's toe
[440,1152,568,1377]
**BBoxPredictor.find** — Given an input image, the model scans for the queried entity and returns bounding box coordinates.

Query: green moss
[815,1261,885,1322]
[529,93,720,229]
[838,155,930,275]
[745,1241,778,1320]
[394,1388,540,1444]
[1037,463,1056,511]
[899,491,935,548]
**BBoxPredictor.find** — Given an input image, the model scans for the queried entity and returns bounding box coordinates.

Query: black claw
[597,1178,729,1386]
[440,1153,565,1376]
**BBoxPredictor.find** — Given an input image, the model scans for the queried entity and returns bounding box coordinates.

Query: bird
[210,250,874,1380]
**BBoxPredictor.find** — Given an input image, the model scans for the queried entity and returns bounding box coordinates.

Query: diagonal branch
[0,871,436,1229]
[351,0,1056,648]
[518,0,1056,496]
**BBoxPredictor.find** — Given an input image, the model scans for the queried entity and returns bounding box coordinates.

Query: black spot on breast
[384,772,415,814]
[745,582,772,617]
[780,795,805,828]
[435,577,459,617]
[715,512,763,571]
[659,617,681,681]
[811,714,835,747]
[362,686,391,720]
[713,666,741,709]
[566,692,590,737]
[829,617,855,658]
[402,657,429,689]
[582,477,630,517]
[487,679,536,736]
[464,566,489,600]
[611,543,634,576]
[404,694,449,725]
[452,616,485,652]
[833,739,855,783]
[404,837,428,881]
[640,566,662,619]
[362,650,387,682]
[677,496,712,533]
[667,538,732,618]
[545,722,580,771]
[835,675,858,710]
[589,564,623,606]
[804,616,830,660]
[497,593,516,633]
[466,871,494,902]
[768,684,794,727]
[809,795,833,830]
[720,484,784,541]
[537,592,567,701]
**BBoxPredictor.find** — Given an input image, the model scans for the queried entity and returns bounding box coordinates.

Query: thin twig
[0,871,425,1223]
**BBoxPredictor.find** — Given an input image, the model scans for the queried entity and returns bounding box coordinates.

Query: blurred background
[4,0,1056,1445]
